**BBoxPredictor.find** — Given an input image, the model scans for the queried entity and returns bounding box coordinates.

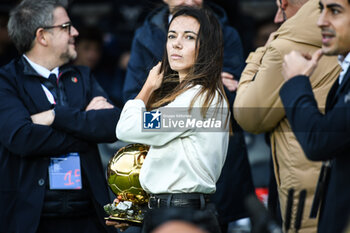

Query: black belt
[148,193,211,210]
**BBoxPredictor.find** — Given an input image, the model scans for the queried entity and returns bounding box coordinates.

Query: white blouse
[116,85,229,194]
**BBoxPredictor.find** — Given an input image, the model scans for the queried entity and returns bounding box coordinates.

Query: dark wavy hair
[147,6,228,119]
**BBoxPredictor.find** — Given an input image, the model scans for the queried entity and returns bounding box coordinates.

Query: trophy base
[104,216,143,226]
[104,199,148,226]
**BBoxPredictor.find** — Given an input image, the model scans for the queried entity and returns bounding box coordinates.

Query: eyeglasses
[279,0,287,22]
[42,22,72,35]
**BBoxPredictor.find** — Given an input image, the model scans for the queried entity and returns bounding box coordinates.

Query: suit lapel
[327,68,350,110]
[336,68,350,96]
[18,57,53,112]
[59,68,85,108]
[326,79,339,111]
[22,75,53,112]
[20,57,86,111]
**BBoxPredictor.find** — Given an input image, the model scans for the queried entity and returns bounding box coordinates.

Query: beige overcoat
[234,0,341,232]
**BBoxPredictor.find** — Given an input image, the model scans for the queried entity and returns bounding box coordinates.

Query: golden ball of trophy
[107,143,149,204]
[104,144,149,224]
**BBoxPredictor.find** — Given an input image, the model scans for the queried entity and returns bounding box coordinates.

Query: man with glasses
[234,0,341,232]
[43,22,72,33]
[0,0,120,232]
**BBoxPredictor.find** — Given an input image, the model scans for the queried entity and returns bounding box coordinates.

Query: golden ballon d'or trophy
[104,144,149,225]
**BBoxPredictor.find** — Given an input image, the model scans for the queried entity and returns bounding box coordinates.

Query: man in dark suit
[279,0,350,232]
[0,0,120,232]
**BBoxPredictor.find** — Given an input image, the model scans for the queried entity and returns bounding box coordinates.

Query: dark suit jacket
[0,57,120,233]
[279,68,350,233]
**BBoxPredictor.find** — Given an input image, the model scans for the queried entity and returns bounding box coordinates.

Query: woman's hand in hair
[136,62,163,105]
[145,62,163,92]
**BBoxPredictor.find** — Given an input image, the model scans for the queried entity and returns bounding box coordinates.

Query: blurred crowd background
[0,0,279,230]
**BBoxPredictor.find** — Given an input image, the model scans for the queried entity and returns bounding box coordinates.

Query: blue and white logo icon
[143,110,161,129]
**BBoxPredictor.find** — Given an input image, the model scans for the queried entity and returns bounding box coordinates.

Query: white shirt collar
[337,52,350,84]
[23,54,59,79]
[338,52,350,66]
[168,14,173,24]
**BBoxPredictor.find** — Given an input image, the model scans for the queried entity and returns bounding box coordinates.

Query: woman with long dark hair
[111,6,229,233]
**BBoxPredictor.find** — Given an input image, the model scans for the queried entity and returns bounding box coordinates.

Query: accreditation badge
[48,152,82,190]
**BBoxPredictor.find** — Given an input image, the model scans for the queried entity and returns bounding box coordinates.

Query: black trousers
[141,204,222,233]
[36,214,109,233]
